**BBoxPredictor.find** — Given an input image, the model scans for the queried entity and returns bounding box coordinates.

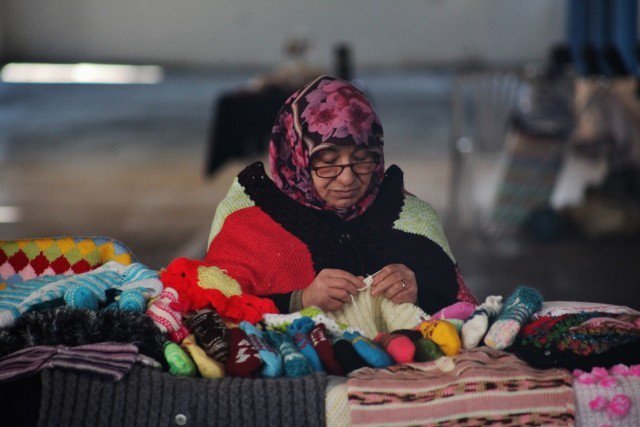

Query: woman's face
[311,145,378,210]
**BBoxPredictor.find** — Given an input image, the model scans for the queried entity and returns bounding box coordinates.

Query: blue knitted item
[118,288,146,312]
[343,331,393,368]
[239,321,283,378]
[0,262,161,328]
[484,286,543,350]
[265,330,312,378]
[63,284,99,310]
[286,318,324,372]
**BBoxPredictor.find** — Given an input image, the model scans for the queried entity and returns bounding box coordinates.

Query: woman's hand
[370,264,418,304]
[302,268,363,312]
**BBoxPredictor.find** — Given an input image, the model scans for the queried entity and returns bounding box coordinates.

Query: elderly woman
[204,75,476,315]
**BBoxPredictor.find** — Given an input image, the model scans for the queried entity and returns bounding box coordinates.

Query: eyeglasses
[312,161,379,178]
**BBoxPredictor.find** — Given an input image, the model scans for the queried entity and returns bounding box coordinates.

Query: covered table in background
[204,85,292,176]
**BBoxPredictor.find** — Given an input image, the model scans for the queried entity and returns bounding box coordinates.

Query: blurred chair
[447,73,526,233]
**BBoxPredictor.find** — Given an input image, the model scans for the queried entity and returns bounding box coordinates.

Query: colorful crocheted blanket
[0,236,136,286]
[518,313,640,356]
[347,347,575,426]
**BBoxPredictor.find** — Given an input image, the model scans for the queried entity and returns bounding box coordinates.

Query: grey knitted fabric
[38,365,328,427]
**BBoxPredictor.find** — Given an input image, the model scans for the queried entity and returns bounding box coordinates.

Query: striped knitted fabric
[0,262,161,328]
[0,342,139,382]
[347,347,575,426]
[39,365,328,427]
[0,236,135,285]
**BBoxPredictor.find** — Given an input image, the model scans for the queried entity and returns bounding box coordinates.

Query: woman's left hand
[370,264,418,304]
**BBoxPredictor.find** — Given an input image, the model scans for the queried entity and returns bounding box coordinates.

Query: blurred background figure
[1,0,639,307]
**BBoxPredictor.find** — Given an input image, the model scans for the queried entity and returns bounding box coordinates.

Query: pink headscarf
[268,75,385,220]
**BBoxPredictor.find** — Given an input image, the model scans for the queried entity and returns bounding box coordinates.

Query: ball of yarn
[64,285,98,310]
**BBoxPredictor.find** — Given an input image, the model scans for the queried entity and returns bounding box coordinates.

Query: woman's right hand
[301,268,363,312]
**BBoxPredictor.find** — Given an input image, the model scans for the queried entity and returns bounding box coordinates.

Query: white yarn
[329,270,429,339]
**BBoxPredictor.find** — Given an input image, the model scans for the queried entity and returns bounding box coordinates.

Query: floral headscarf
[269,75,385,220]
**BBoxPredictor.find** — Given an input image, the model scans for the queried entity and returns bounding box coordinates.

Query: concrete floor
[1,68,638,309]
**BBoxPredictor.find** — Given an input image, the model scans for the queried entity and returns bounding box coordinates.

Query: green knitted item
[164,342,197,377]
[414,338,444,362]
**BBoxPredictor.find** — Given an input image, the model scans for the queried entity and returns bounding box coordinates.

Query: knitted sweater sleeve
[205,177,316,297]
[393,194,477,307]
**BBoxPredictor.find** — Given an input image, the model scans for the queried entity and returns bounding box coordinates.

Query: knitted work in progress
[0,236,135,285]
[327,279,428,339]
[205,162,472,315]
[484,286,543,350]
[347,347,575,426]
[39,365,328,427]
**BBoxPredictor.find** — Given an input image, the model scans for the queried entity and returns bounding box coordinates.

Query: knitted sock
[414,338,444,362]
[225,327,262,378]
[374,332,415,364]
[310,323,343,375]
[181,335,225,379]
[164,341,197,377]
[146,287,190,343]
[239,321,283,378]
[432,301,476,321]
[333,339,368,374]
[461,295,503,349]
[264,330,312,378]
[118,288,147,312]
[343,331,393,368]
[286,317,324,371]
[184,308,229,362]
[418,320,461,356]
[484,286,543,350]
[63,285,99,310]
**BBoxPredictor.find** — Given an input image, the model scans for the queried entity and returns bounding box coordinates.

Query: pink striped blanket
[347,347,575,426]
